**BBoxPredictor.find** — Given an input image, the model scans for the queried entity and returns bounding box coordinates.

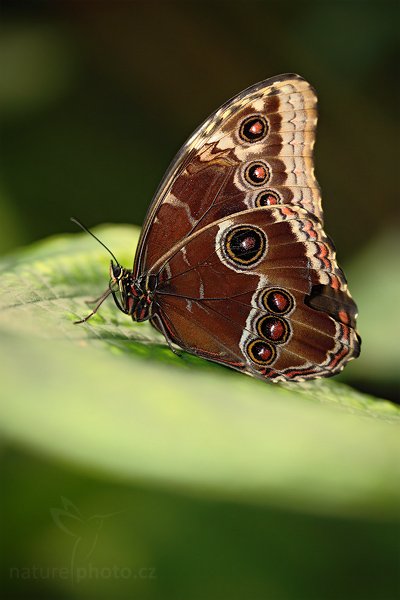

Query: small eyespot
[224,225,267,266]
[257,315,290,344]
[247,339,276,365]
[239,115,268,143]
[261,288,294,315]
[244,161,270,187]
[255,190,281,207]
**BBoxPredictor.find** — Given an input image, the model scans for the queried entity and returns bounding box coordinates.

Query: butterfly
[75,73,361,382]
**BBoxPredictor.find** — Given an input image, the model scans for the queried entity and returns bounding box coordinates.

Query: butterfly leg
[74,288,113,324]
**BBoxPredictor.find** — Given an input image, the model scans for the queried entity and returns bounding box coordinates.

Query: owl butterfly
[77,74,361,382]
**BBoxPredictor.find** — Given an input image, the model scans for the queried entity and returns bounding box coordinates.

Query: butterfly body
[100,74,360,382]
[109,264,156,322]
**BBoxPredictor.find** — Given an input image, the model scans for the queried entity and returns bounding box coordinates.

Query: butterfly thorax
[110,262,157,322]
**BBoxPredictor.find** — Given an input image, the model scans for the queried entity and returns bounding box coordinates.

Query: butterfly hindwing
[151,206,360,382]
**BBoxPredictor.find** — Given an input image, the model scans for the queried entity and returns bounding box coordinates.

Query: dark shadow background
[1,0,398,256]
[1,2,399,599]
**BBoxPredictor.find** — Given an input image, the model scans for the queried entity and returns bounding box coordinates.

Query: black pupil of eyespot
[248,164,266,181]
[258,192,279,206]
[230,229,261,261]
[259,316,287,342]
[251,341,274,363]
[243,117,265,140]
[267,291,290,313]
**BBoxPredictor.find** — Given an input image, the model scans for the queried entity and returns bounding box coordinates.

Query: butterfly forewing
[134,74,323,277]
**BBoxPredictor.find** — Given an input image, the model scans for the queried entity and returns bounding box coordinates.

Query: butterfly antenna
[70,217,121,266]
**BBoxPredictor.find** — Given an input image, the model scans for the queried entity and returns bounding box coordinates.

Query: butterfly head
[71,217,155,324]
[110,260,123,281]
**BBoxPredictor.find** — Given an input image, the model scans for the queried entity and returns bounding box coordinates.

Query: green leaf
[343,229,400,385]
[0,225,399,519]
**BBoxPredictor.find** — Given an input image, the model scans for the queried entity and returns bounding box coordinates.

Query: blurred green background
[1,1,399,599]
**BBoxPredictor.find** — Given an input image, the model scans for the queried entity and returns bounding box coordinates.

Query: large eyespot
[257,315,290,344]
[239,115,268,143]
[261,288,294,315]
[255,190,281,207]
[247,339,276,365]
[224,226,267,266]
[244,161,270,186]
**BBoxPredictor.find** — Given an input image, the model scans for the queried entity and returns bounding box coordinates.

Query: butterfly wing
[134,74,322,277]
[151,206,360,382]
